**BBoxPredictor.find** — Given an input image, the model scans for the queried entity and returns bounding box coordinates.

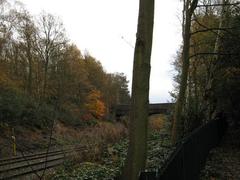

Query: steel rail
[0,146,85,179]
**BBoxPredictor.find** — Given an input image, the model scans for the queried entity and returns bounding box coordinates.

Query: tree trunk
[43,65,47,98]
[43,54,49,98]
[206,0,228,120]
[172,0,198,144]
[121,0,154,179]
[26,44,33,95]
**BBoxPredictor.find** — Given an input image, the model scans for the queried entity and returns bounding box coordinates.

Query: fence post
[12,128,16,156]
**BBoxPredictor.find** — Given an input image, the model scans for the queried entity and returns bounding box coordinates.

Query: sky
[20,0,183,103]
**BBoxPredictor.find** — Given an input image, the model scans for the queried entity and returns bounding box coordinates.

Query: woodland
[0,0,240,180]
[0,0,130,129]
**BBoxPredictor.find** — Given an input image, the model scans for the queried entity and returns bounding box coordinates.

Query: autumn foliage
[85,90,106,119]
[0,1,130,127]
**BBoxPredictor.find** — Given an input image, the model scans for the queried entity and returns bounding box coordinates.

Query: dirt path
[200,127,240,180]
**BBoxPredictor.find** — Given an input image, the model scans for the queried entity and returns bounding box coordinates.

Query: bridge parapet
[113,103,174,119]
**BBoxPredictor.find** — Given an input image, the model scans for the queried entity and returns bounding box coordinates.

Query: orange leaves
[85,90,106,119]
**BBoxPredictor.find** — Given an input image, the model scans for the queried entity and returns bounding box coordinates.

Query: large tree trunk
[172,0,198,144]
[121,0,154,179]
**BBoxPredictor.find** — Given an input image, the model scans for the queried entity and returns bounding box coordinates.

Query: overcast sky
[21,0,183,103]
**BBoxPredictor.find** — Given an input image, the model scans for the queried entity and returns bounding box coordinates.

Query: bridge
[114,103,174,119]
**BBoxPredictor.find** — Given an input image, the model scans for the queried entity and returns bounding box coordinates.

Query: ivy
[51,116,175,179]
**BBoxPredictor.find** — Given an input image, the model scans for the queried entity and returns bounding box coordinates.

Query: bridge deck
[114,103,174,117]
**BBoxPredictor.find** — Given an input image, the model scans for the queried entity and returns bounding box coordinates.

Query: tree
[83,54,107,92]
[104,73,130,118]
[35,12,67,98]
[85,89,106,119]
[54,44,90,107]
[0,0,131,128]
[208,1,240,127]
[121,0,154,179]
[172,0,198,144]
[16,11,37,95]
[203,0,230,120]
[171,0,240,134]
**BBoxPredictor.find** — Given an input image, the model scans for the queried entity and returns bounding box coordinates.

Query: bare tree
[15,11,37,95]
[35,12,67,98]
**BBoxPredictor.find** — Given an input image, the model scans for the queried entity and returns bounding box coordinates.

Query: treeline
[0,0,130,128]
[171,0,240,142]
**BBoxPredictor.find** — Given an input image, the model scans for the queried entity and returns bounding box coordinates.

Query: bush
[148,114,165,131]
[0,88,55,128]
[33,103,56,128]
[0,88,26,124]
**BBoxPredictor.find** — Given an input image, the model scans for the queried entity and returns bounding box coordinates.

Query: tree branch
[192,13,224,38]
[192,13,240,38]
[197,2,240,8]
[191,27,239,35]
[189,52,240,59]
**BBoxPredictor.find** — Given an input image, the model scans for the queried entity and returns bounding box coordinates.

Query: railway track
[0,146,85,180]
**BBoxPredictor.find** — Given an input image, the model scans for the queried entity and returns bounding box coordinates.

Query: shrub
[0,88,27,125]
[0,87,55,128]
[148,114,166,131]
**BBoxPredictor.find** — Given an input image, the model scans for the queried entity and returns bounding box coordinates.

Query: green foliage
[0,88,25,124]
[52,115,175,179]
[102,139,128,172]
[32,103,56,128]
[52,162,117,180]
[0,87,55,128]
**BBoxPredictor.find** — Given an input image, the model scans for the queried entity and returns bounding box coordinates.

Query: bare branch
[189,52,240,59]
[192,13,240,40]
[191,27,239,35]
[192,13,224,38]
[197,2,240,8]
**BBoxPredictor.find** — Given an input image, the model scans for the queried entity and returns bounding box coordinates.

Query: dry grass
[54,121,127,162]
[54,121,127,144]
[0,119,127,160]
[1,115,166,161]
[0,125,57,158]
[148,114,166,131]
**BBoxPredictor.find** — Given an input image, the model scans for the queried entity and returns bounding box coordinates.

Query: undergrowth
[51,114,175,180]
